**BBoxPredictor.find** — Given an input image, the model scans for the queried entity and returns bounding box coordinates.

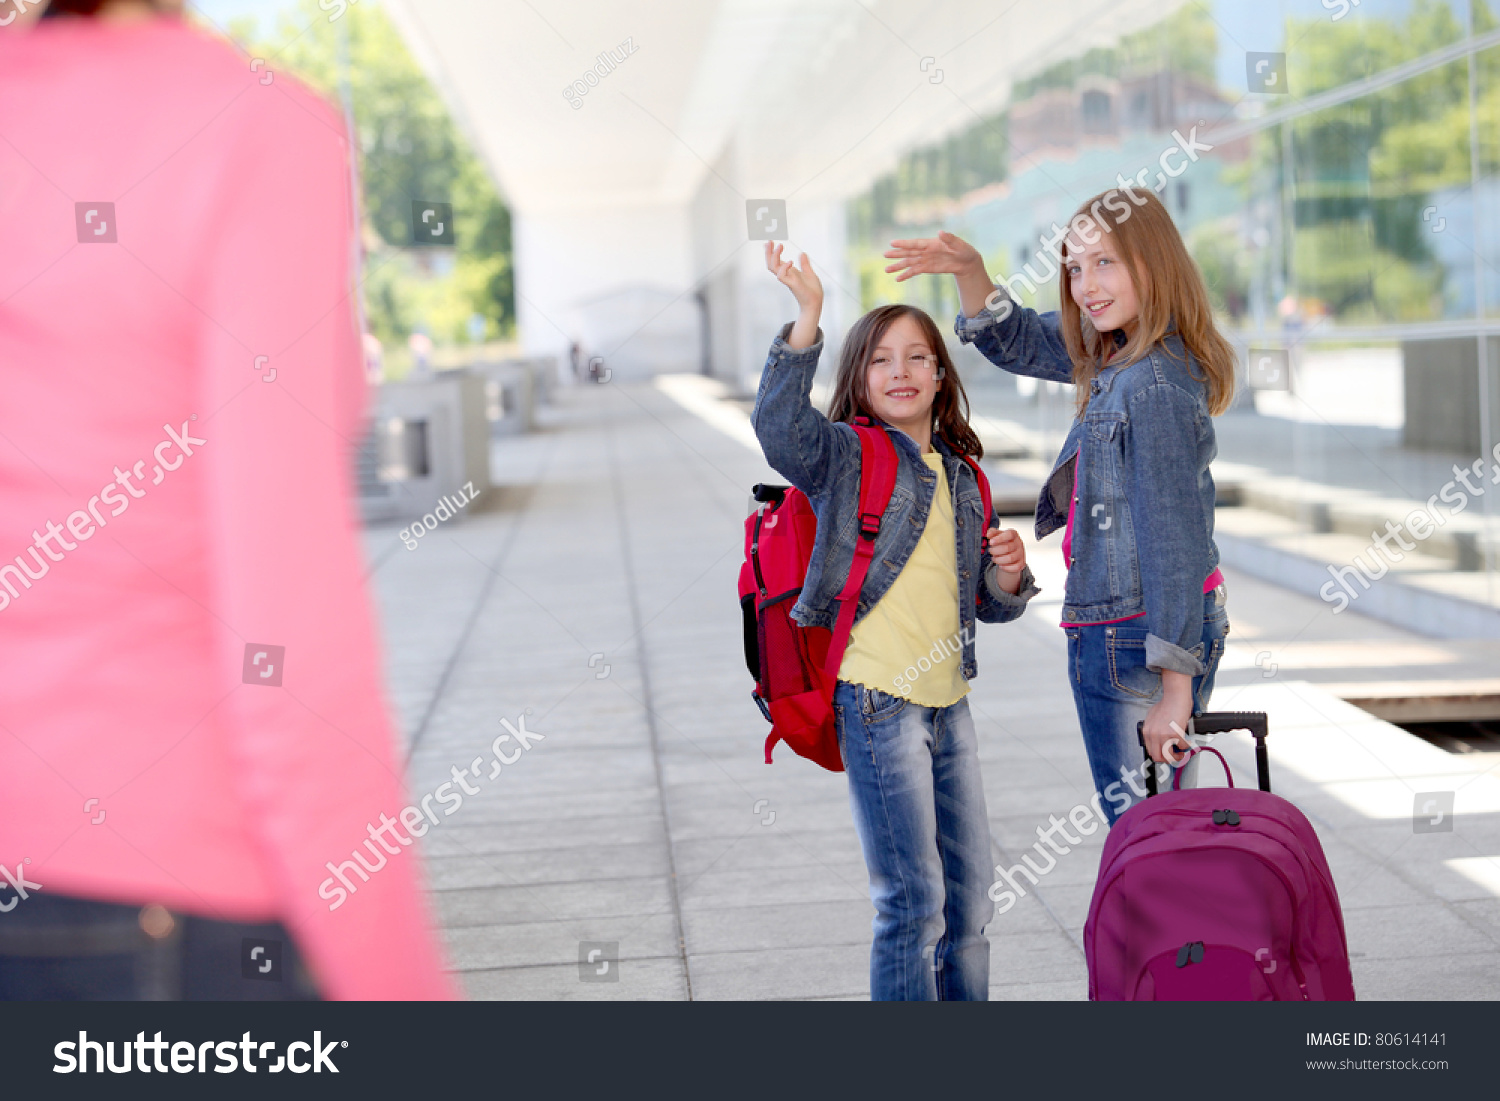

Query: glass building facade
[849,0,1500,623]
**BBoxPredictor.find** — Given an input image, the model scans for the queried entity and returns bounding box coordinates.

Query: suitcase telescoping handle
[1136,711,1270,796]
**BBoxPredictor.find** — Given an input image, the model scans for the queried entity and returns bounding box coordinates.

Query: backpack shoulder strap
[958,452,994,608]
[821,424,899,679]
[959,452,993,534]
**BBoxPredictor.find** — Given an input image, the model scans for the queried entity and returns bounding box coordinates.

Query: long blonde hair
[1058,187,1235,416]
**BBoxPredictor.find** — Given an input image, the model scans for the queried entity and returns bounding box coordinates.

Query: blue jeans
[833,681,992,1000]
[0,892,320,1000]
[1064,585,1231,827]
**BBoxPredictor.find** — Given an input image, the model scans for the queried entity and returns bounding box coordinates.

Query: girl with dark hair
[752,243,1039,1000]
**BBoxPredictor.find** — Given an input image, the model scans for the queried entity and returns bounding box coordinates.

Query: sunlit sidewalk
[361,378,1500,999]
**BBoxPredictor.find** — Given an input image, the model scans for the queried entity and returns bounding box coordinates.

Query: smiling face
[863,314,941,442]
[1064,229,1141,338]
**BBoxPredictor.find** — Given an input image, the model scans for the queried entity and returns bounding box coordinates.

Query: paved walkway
[362,378,1500,999]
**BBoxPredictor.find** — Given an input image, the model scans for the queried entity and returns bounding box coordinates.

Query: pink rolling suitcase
[1084,712,1355,1000]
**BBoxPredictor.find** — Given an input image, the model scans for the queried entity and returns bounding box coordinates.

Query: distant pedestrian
[408,331,434,378]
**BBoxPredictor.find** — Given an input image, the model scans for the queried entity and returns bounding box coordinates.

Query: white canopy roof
[385,0,1173,215]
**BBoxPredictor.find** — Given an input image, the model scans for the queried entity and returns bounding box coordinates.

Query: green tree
[237,0,513,361]
[1189,219,1250,318]
[1270,0,1500,321]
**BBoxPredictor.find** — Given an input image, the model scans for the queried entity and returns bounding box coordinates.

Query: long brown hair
[826,304,983,457]
[1058,187,1236,416]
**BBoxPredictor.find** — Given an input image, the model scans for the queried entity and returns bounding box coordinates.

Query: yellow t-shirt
[839,451,968,707]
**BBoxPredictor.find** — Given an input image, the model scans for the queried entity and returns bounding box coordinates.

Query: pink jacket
[0,18,455,999]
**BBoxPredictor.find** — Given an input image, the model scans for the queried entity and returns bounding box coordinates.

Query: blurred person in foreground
[0,0,455,999]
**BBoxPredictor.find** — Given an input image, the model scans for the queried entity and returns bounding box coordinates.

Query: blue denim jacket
[955,290,1220,677]
[751,324,1039,683]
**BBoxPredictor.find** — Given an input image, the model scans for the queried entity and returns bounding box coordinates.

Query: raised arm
[769,242,821,350]
[750,245,857,498]
[884,231,1074,384]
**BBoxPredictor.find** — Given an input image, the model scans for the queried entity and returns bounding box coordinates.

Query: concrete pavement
[361,376,1500,999]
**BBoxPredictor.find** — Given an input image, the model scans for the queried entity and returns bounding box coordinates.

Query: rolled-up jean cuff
[769,323,824,363]
[954,295,1009,340]
[1145,632,1205,677]
[984,564,1039,605]
[954,314,987,342]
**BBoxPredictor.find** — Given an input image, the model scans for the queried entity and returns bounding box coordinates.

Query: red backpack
[738,422,992,770]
